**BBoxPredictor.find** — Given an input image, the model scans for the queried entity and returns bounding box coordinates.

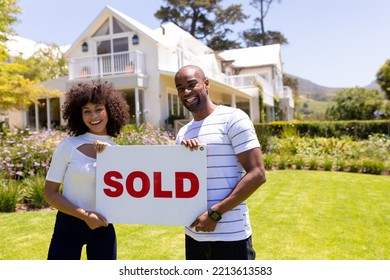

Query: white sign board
[96,145,207,226]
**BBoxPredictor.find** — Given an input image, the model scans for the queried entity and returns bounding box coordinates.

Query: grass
[0,170,389,260]
[296,96,329,120]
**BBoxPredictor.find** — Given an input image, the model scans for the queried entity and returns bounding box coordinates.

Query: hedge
[255,120,390,140]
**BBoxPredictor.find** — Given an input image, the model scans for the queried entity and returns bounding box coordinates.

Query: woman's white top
[46,132,116,211]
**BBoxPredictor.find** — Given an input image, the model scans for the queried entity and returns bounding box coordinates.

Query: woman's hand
[94,140,111,153]
[83,211,109,229]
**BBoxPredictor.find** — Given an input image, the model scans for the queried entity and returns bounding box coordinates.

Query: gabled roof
[217,44,283,71]
[107,5,158,41]
[155,22,213,55]
[65,5,158,57]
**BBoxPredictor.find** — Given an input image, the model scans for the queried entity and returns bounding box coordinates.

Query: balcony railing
[68,51,146,80]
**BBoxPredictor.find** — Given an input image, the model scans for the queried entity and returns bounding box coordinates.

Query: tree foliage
[0,0,61,112]
[242,29,288,47]
[283,74,298,97]
[0,0,21,42]
[376,59,390,100]
[325,87,386,121]
[0,51,60,111]
[242,0,288,47]
[155,0,248,50]
[13,44,68,81]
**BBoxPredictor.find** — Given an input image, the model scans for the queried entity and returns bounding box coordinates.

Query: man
[175,65,266,260]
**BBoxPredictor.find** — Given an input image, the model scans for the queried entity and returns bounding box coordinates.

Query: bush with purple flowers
[0,125,174,212]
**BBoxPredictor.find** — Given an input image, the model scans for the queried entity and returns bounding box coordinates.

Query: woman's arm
[44,180,108,229]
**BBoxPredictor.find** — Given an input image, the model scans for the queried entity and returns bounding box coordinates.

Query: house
[4,5,294,131]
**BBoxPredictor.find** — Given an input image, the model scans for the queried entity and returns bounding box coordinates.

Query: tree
[376,59,390,100]
[13,44,68,81]
[0,0,60,112]
[325,87,385,121]
[283,74,299,119]
[0,0,20,42]
[0,61,60,112]
[242,0,288,47]
[283,74,298,98]
[155,0,248,50]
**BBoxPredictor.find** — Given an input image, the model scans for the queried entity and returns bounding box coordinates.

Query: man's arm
[190,147,266,232]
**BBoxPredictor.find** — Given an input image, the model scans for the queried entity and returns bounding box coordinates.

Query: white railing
[225,74,276,106]
[225,74,273,92]
[68,51,146,80]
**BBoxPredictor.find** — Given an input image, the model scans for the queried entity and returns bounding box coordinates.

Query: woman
[44,80,129,260]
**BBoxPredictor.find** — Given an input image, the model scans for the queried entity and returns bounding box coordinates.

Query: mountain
[287,74,384,120]
[286,74,340,101]
[365,80,381,90]
[286,74,382,102]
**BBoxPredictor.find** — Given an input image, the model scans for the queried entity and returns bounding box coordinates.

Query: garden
[0,124,389,259]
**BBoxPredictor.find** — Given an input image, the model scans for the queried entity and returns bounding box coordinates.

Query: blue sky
[14,0,390,88]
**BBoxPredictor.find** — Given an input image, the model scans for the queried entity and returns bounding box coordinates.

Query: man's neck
[192,103,217,121]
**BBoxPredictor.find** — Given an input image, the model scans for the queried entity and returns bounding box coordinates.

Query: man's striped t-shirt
[176,105,260,242]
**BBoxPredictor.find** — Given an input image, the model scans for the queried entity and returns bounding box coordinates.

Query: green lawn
[0,170,389,260]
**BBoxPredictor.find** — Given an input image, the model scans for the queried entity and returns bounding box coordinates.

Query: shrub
[20,176,48,209]
[115,123,173,145]
[263,154,275,170]
[323,158,334,171]
[293,156,305,170]
[0,124,174,211]
[335,159,346,172]
[0,129,68,180]
[308,157,319,170]
[255,120,390,140]
[348,160,361,173]
[277,156,288,170]
[0,180,19,212]
[361,159,385,175]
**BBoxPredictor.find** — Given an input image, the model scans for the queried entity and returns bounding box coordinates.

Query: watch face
[210,211,221,221]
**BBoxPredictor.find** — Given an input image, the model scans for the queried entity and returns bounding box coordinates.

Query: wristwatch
[208,208,222,222]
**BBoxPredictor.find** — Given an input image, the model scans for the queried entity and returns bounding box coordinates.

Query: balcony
[68,51,146,80]
[225,74,275,106]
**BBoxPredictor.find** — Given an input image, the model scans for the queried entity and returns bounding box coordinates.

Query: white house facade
[4,5,294,131]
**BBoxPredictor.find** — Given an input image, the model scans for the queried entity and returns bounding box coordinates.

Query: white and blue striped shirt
[176,105,260,241]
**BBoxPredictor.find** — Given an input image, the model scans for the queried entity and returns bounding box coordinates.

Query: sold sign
[96,145,207,225]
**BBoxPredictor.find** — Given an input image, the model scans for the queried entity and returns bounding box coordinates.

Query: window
[97,40,111,55]
[113,17,131,33]
[113,37,129,53]
[168,93,184,116]
[94,17,131,37]
[93,19,109,37]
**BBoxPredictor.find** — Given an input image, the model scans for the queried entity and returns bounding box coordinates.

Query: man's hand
[190,211,217,232]
[181,138,201,151]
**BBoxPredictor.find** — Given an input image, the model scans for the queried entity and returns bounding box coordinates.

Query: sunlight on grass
[1,171,389,260]
[249,170,389,259]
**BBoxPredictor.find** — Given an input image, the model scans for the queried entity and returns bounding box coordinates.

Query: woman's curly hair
[62,79,130,137]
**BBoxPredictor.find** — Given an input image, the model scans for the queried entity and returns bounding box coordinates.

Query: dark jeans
[185,235,256,260]
[47,211,117,260]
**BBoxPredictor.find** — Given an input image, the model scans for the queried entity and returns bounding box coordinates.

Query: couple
[44,65,266,260]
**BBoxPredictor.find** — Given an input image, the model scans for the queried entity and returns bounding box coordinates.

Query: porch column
[230,93,236,108]
[135,87,140,126]
[46,98,51,130]
[35,103,39,130]
[250,98,260,123]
